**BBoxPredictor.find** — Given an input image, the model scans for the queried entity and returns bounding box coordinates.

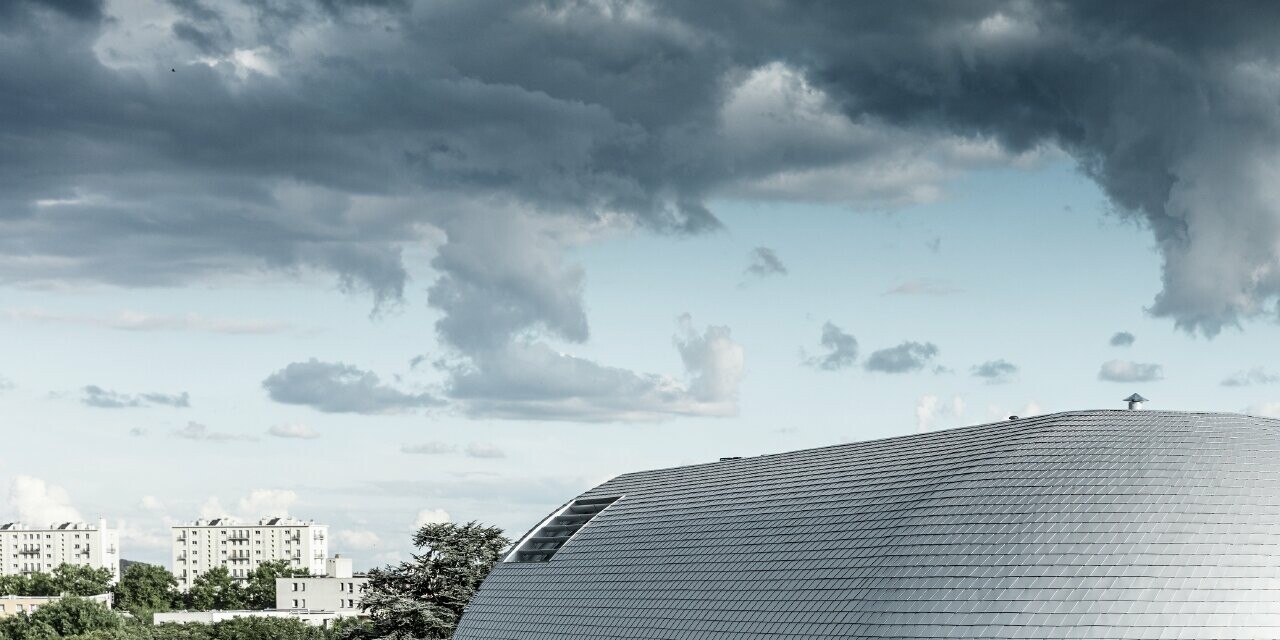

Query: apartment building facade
[0,520,120,582]
[171,517,328,590]
[275,556,368,614]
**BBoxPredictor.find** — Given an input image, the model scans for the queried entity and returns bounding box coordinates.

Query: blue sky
[5,158,1279,566]
[3,0,1280,568]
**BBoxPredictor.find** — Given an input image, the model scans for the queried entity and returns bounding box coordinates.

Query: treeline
[0,598,358,640]
[2,561,308,622]
[0,522,509,640]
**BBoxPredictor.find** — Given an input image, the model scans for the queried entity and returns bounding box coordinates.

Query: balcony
[228,535,250,542]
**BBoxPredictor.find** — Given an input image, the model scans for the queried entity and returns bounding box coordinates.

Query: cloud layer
[5,0,1280,428]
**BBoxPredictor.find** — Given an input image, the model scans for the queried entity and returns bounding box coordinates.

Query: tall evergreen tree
[359,522,508,640]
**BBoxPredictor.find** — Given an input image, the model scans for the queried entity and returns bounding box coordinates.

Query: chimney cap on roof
[1124,393,1148,410]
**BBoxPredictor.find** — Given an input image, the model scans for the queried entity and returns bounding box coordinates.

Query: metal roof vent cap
[1124,393,1147,410]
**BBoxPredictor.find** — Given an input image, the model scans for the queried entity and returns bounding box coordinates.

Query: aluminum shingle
[453,410,1280,639]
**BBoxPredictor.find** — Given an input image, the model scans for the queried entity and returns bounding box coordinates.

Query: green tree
[0,614,58,640]
[0,574,29,596]
[22,573,58,598]
[28,596,121,637]
[206,616,329,640]
[112,563,181,620]
[186,567,246,611]
[360,521,508,640]
[244,560,310,610]
[51,564,114,596]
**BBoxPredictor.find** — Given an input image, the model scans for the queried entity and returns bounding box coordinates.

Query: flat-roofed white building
[171,517,328,590]
[153,608,351,628]
[0,520,120,583]
[276,555,368,614]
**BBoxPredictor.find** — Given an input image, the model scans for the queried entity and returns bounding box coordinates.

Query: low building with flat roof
[276,555,368,614]
[153,609,351,628]
[0,594,112,617]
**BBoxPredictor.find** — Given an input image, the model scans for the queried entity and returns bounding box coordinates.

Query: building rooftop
[176,517,322,527]
[455,410,1280,640]
[0,521,106,531]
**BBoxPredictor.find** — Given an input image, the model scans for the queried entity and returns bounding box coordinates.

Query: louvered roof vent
[505,496,619,563]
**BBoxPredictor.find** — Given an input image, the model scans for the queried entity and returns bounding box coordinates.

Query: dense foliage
[0,598,335,640]
[0,566,114,598]
[353,522,509,640]
[109,564,179,622]
[1,522,508,640]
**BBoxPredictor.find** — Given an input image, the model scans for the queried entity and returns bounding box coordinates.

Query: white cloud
[139,496,164,511]
[8,476,83,525]
[199,497,232,520]
[335,529,382,550]
[449,315,745,422]
[238,489,298,518]
[116,519,170,550]
[1098,359,1164,383]
[1246,403,1280,418]
[1221,366,1280,387]
[401,442,458,455]
[413,508,451,528]
[268,423,320,439]
[173,421,257,442]
[465,443,506,459]
[916,394,966,432]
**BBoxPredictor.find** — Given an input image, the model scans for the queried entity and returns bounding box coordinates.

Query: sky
[3,0,1280,567]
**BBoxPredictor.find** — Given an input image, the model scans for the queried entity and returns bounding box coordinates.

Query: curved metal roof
[454,410,1280,639]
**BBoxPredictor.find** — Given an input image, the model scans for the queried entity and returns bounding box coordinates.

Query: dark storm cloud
[1110,331,1136,347]
[804,322,858,371]
[971,359,1018,384]
[5,0,1280,421]
[864,342,939,374]
[81,385,190,408]
[262,359,441,414]
[745,247,787,278]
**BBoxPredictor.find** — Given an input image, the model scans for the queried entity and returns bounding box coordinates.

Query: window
[505,496,620,563]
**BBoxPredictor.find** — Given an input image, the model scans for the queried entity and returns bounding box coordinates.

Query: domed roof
[454,410,1280,639]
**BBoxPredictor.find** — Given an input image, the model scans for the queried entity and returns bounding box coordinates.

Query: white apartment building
[171,517,328,590]
[0,520,120,583]
[275,555,368,614]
